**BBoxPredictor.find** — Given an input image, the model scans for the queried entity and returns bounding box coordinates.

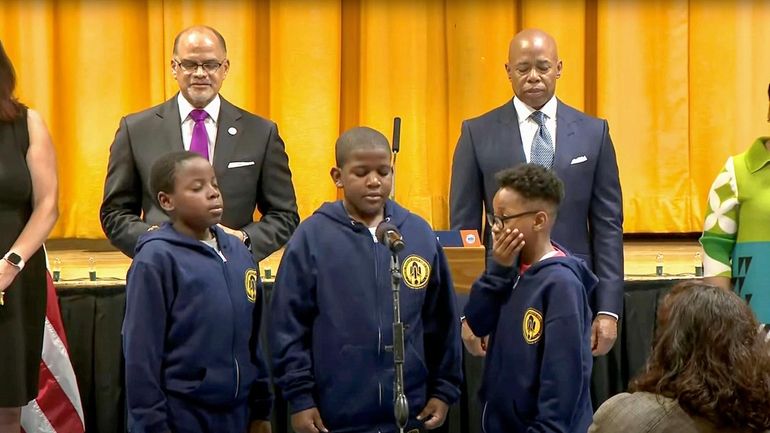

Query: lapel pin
[228,127,237,136]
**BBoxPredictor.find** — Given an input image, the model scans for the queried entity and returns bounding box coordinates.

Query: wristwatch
[3,251,25,270]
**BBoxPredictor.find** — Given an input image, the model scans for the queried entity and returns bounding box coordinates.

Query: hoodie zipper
[373,235,384,408]
[215,238,240,401]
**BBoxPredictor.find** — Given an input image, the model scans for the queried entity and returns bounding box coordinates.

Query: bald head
[505,29,562,109]
[335,126,391,167]
[173,26,227,56]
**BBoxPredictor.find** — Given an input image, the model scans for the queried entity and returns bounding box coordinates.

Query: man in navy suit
[450,29,623,357]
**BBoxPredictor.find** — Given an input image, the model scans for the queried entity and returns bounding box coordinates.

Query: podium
[444,246,485,295]
[435,230,485,295]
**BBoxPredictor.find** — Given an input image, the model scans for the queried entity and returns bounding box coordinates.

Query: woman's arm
[1,109,58,292]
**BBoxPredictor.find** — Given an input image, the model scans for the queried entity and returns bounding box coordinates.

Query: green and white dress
[700,137,770,323]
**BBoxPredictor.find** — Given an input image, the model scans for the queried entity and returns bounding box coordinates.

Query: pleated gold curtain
[1,0,768,238]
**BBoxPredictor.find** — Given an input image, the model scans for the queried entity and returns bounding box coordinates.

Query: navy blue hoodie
[270,200,463,433]
[464,246,598,433]
[123,223,272,433]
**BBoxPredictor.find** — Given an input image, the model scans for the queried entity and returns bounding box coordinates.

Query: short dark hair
[150,151,206,200]
[495,163,564,208]
[173,26,227,56]
[631,281,770,431]
[0,40,25,122]
[335,126,391,167]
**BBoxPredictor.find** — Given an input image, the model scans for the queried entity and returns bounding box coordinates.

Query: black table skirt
[56,279,676,433]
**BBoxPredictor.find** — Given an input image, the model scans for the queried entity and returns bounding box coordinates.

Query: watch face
[5,253,22,266]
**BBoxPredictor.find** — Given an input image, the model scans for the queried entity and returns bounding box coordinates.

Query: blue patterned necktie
[530,111,554,168]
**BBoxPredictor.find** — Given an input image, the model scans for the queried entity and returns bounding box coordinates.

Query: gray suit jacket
[589,392,749,433]
[449,98,624,315]
[100,95,299,262]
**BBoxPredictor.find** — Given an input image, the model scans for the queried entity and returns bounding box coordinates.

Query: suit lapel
[212,97,242,174]
[554,99,579,174]
[158,96,184,153]
[498,99,527,166]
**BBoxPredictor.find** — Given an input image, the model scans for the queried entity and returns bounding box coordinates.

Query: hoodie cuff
[288,392,317,414]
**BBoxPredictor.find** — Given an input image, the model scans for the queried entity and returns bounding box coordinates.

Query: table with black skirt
[56,279,675,433]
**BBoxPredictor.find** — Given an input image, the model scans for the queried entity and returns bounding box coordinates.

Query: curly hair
[0,40,25,122]
[630,281,770,431]
[495,163,564,207]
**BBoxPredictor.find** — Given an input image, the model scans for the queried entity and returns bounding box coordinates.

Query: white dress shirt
[513,95,558,162]
[178,93,221,163]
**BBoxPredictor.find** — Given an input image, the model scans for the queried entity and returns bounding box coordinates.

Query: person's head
[150,151,223,239]
[505,29,562,110]
[330,126,393,226]
[491,164,563,254]
[171,26,230,108]
[630,281,770,431]
[0,40,25,121]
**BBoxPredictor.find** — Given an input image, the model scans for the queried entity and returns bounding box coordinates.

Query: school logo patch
[401,255,430,290]
[523,308,543,344]
[244,269,258,303]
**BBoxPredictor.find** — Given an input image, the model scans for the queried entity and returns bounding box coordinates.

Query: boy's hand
[461,319,488,357]
[291,408,328,433]
[417,398,449,429]
[491,226,524,267]
[248,420,272,433]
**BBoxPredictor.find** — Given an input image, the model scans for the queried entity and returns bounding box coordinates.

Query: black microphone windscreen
[392,117,401,153]
[375,221,400,245]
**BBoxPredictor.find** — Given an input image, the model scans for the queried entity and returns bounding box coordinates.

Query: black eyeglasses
[174,59,226,74]
[486,210,540,228]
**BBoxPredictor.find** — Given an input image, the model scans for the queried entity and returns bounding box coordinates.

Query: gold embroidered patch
[401,255,430,290]
[523,308,543,344]
[245,268,258,303]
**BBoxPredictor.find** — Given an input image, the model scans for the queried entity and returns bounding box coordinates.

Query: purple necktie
[189,109,209,160]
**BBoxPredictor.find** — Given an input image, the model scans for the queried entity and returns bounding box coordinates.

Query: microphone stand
[386,249,409,433]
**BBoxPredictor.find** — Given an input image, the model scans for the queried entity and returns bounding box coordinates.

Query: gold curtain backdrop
[1,0,768,238]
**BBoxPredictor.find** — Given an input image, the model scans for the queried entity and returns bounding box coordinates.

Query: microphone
[375,222,405,253]
[392,117,401,154]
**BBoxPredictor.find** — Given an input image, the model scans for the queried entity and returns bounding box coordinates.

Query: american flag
[20,272,85,433]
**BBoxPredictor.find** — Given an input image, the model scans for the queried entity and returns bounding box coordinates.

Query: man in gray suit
[451,29,623,357]
[101,26,299,262]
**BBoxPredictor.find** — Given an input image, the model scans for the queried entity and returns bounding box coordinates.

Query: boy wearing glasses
[463,163,597,433]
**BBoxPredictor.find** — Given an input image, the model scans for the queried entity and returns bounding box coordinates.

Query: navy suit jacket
[449,98,624,315]
[100,95,299,263]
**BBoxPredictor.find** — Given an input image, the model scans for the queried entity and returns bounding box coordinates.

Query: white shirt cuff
[597,311,619,321]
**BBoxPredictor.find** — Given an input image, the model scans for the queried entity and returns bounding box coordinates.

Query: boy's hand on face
[248,420,272,433]
[291,408,328,433]
[491,226,524,267]
[417,397,449,429]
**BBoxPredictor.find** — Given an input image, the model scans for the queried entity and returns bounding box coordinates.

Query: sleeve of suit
[100,116,152,258]
[243,123,299,263]
[449,121,485,233]
[589,120,624,316]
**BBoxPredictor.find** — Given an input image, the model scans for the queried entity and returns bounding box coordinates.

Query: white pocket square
[227,161,255,168]
[570,156,588,165]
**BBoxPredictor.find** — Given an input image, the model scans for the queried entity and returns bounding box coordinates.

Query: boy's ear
[533,210,549,232]
[330,167,342,187]
[157,191,175,213]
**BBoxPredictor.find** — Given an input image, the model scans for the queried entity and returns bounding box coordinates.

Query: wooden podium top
[444,246,485,295]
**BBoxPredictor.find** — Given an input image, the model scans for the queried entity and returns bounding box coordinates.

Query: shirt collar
[745,137,770,173]
[513,95,558,124]
[177,93,221,124]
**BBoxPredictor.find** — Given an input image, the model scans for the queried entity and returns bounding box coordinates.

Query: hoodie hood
[313,199,411,232]
[525,242,599,298]
[135,222,232,257]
